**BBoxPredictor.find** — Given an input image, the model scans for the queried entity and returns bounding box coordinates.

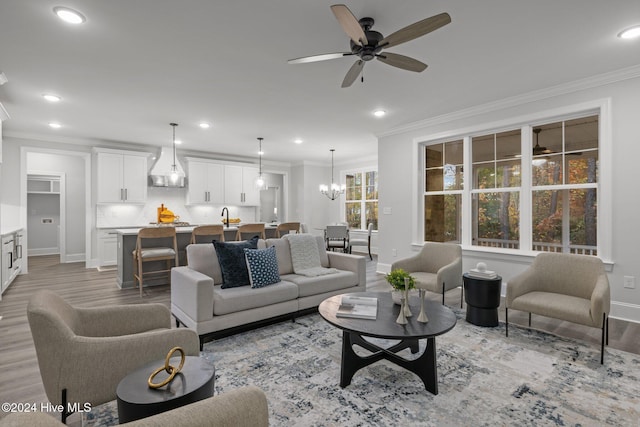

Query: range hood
[148,147,186,187]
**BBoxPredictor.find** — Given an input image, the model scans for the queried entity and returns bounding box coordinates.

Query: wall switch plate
[623,276,636,289]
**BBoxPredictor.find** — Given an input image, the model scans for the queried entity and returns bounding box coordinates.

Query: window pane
[496,130,521,161]
[426,144,443,168]
[473,163,494,189]
[570,188,597,254]
[566,151,598,184]
[426,168,443,192]
[495,160,521,187]
[346,172,362,200]
[565,116,598,152]
[472,134,494,163]
[444,164,463,190]
[365,171,378,200]
[472,192,520,249]
[345,202,361,229]
[444,140,464,165]
[424,194,461,243]
[532,190,563,251]
[532,155,563,186]
[365,202,378,230]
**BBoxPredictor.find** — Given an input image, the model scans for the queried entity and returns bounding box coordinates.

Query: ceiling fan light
[618,25,640,39]
[43,94,62,102]
[53,7,86,24]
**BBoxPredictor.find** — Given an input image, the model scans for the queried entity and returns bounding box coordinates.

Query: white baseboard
[63,253,85,263]
[28,248,59,256]
[376,262,392,274]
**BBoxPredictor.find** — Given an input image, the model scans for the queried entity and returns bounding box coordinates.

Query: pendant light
[255,137,266,188]
[169,123,184,183]
[319,149,345,200]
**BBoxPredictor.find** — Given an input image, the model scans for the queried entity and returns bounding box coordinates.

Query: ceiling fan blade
[377,52,427,72]
[287,52,352,64]
[342,60,364,88]
[331,4,368,46]
[379,12,451,49]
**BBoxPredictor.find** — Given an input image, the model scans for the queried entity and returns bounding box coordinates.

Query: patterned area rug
[85,309,639,426]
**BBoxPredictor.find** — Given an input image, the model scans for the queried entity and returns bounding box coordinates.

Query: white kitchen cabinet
[95,150,148,203]
[186,159,224,205]
[224,165,260,206]
[1,229,23,295]
[97,229,118,268]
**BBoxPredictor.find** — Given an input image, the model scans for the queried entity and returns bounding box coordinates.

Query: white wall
[378,73,640,322]
[27,193,60,254]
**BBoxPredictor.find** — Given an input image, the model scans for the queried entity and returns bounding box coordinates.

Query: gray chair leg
[528,312,532,327]
[601,312,607,364]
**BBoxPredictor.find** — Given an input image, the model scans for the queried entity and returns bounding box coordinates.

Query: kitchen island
[115,224,279,289]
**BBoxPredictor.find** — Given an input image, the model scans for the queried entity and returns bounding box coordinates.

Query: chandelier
[319,149,345,200]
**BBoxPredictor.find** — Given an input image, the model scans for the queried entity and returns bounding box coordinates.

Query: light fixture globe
[168,123,185,184]
[255,137,266,189]
[319,149,345,200]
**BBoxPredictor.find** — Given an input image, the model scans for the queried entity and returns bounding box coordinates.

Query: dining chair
[190,224,225,243]
[236,223,266,240]
[132,227,179,297]
[325,224,349,252]
[276,222,301,237]
[348,222,374,260]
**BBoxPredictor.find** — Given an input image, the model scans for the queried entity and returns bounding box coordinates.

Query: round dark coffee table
[318,291,457,395]
[463,273,502,327]
[116,356,215,423]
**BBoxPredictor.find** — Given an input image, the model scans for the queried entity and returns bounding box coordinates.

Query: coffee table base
[340,331,439,395]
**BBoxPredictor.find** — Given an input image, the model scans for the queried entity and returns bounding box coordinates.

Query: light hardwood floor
[1,254,639,420]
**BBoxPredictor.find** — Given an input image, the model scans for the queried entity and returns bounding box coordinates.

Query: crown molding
[379,64,640,138]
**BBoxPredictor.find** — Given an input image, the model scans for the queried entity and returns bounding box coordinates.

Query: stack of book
[336,295,378,320]
[467,268,498,279]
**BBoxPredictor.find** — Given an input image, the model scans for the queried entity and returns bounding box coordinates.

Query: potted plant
[386,268,416,304]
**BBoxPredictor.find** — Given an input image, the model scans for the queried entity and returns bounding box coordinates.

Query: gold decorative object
[147,347,186,389]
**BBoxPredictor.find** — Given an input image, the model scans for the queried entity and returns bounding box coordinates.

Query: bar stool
[236,223,266,240]
[132,227,178,297]
[275,222,301,237]
[190,225,225,243]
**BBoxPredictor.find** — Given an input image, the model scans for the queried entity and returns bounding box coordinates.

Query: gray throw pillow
[214,236,259,288]
[244,246,281,288]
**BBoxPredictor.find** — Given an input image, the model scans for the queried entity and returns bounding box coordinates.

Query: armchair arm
[76,304,170,337]
[590,273,611,324]
[60,328,200,406]
[505,267,539,307]
[390,252,422,273]
[128,386,269,427]
[327,252,366,290]
[436,257,463,291]
[171,266,215,323]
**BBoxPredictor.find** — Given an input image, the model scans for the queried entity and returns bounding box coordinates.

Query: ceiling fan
[532,128,581,157]
[287,4,451,88]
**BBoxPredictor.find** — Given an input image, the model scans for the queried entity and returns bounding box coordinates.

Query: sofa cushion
[265,238,293,275]
[186,243,223,284]
[214,237,259,289]
[212,280,299,315]
[245,246,281,288]
[281,270,358,297]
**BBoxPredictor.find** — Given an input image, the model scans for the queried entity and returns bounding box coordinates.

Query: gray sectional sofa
[171,235,366,345]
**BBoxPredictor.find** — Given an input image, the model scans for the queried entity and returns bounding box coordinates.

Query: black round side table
[463,273,502,327]
[116,356,214,423]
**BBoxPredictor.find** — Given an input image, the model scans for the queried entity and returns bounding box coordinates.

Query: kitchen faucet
[221,207,229,228]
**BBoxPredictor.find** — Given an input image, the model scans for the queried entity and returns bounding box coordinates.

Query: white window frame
[342,167,378,231]
[413,99,612,262]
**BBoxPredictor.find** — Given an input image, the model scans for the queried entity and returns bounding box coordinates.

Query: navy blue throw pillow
[214,236,259,288]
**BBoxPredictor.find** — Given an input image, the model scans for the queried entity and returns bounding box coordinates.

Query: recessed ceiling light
[618,25,640,39]
[53,7,86,24]
[48,122,62,129]
[174,139,183,145]
[294,138,303,144]
[373,109,386,117]
[42,94,62,102]
[199,122,210,129]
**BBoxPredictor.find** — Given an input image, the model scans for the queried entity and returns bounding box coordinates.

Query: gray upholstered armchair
[391,242,463,306]
[27,290,200,423]
[0,386,269,427]
[506,252,610,363]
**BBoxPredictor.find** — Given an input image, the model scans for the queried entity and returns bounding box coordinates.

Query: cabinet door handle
[120,188,123,200]
[124,188,128,200]
[8,252,12,269]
